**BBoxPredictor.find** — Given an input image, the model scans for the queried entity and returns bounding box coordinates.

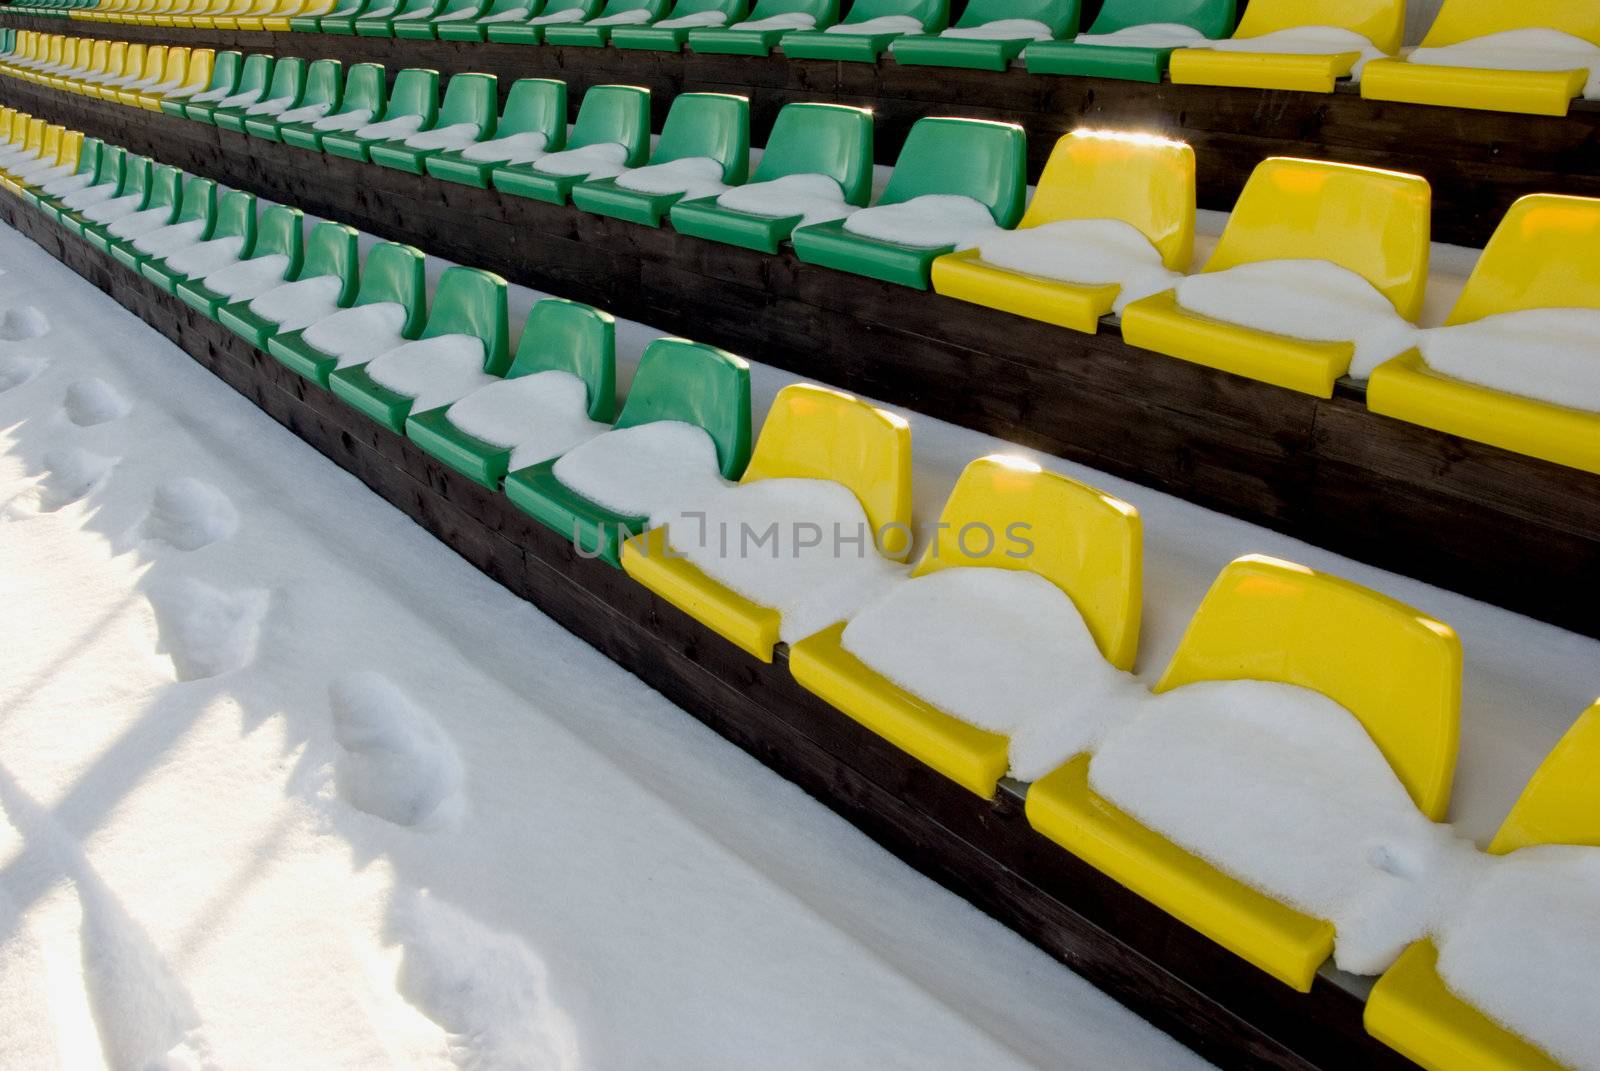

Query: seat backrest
[743,0,835,22]
[115,155,153,204]
[420,266,510,376]
[612,338,751,479]
[71,138,102,181]
[383,68,440,123]
[139,45,168,83]
[213,189,258,255]
[353,241,427,338]
[1022,130,1195,271]
[235,53,273,96]
[162,47,191,83]
[835,0,940,28]
[740,383,912,559]
[117,44,147,82]
[750,102,872,206]
[951,0,1076,36]
[84,39,110,77]
[296,222,360,308]
[505,299,616,420]
[1446,194,1600,326]
[253,205,306,282]
[205,50,241,95]
[1419,0,1600,48]
[1156,554,1461,821]
[482,0,539,18]
[880,117,1027,227]
[436,72,496,135]
[299,58,342,111]
[914,455,1142,670]
[181,49,214,92]
[1232,0,1404,52]
[568,84,651,164]
[144,164,184,222]
[1203,157,1432,321]
[93,144,126,187]
[35,124,61,165]
[392,0,442,16]
[650,92,748,182]
[173,175,218,233]
[591,0,663,15]
[263,54,305,103]
[434,0,485,16]
[543,0,599,14]
[499,78,566,150]
[336,62,385,118]
[1489,702,1600,855]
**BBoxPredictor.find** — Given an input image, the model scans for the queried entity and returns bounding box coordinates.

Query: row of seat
[7,0,1600,113]
[2,111,1595,1071]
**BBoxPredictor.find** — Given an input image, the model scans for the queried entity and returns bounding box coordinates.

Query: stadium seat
[1119,157,1431,397]
[931,129,1195,332]
[267,0,337,28]
[77,156,159,254]
[282,62,382,152]
[53,143,125,234]
[141,46,212,111]
[328,267,511,433]
[357,0,445,36]
[177,204,304,320]
[1168,0,1405,93]
[1363,1,1600,116]
[144,187,256,294]
[1364,701,1600,1071]
[98,162,181,262]
[611,0,748,50]
[492,84,649,205]
[59,38,108,94]
[408,298,617,489]
[781,0,946,61]
[790,455,1142,798]
[323,68,439,163]
[571,92,748,226]
[245,58,341,142]
[398,0,487,37]
[1025,554,1460,991]
[669,101,872,253]
[506,335,751,566]
[215,57,305,135]
[24,132,94,213]
[622,382,905,661]
[1027,0,1238,82]
[233,0,309,30]
[163,49,236,119]
[686,0,837,55]
[486,0,602,44]
[436,0,533,40]
[218,221,360,347]
[370,72,496,174]
[313,0,379,32]
[545,0,671,46]
[186,52,270,124]
[269,241,428,387]
[112,43,168,108]
[1367,194,1600,476]
[888,0,1079,71]
[426,77,566,188]
[791,116,1026,289]
[110,171,214,273]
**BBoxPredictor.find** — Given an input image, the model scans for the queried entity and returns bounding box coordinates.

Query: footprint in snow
[330,672,464,830]
[0,305,49,342]
[0,353,47,393]
[142,478,238,551]
[63,378,130,426]
[148,577,269,681]
[2,447,118,519]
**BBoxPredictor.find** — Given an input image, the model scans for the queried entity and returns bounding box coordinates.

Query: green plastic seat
[245,59,341,143]
[102,164,184,268]
[791,116,1026,289]
[218,222,360,348]
[688,0,836,53]
[505,336,751,566]
[323,68,439,163]
[544,0,669,45]
[313,0,377,32]
[357,0,443,35]
[781,0,945,61]
[889,0,1078,70]
[216,57,305,136]
[370,72,497,174]
[328,267,511,433]
[186,52,269,125]
[427,78,566,188]
[437,0,534,39]
[112,173,215,273]
[398,0,486,36]
[55,145,126,236]
[572,92,748,227]
[282,63,383,153]
[269,241,428,387]
[177,204,303,320]
[164,49,237,119]
[144,188,258,295]
[1027,0,1238,81]
[80,156,158,255]
[486,0,598,42]
[407,298,617,489]
[31,136,99,220]
[492,84,650,205]
[612,0,747,50]
[670,101,871,253]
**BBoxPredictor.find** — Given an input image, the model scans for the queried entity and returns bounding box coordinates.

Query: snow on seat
[324,68,438,163]
[406,298,618,489]
[310,0,385,33]
[144,187,255,295]
[492,84,649,205]
[687,0,834,55]
[1026,0,1238,82]
[30,134,97,216]
[1366,701,1600,1071]
[622,383,908,661]
[932,129,1194,333]
[1026,554,1462,992]
[54,145,126,235]
[329,266,511,433]
[485,0,598,43]
[507,335,751,566]
[610,0,745,50]
[245,58,340,142]
[166,49,236,120]
[1119,156,1430,397]
[119,174,217,273]
[355,0,442,35]
[371,72,496,175]
[1168,0,1403,93]
[433,0,528,40]
[399,0,485,37]
[790,455,1142,799]
[144,46,212,112]
[1366,193,1600,477]
[428,77,565,188]
[219,58,305,135]
[218,221,360,347]
[888,0,1078,71]
[81,158,169,256]
[178,203,304,319]
[544,0,668,46]
[670,101,871,253]
[571,92,747,227]
[781,0,944,62]
[106,42,168,108]
[186,52,271,126]
[125,44,187,109]
[283,62,381,153]
[791,116,1025,290]
[268,241,427,387]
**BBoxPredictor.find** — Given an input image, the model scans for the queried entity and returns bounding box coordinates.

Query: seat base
[174,276,233,320]
[491,163,584,204]
[687,26,788,55]
[321,133,376,162]
[668,194,800,254]
[319,16,360,32]
[484,23,547,43]
[216,299,281,349]
[1025,40,1174,83]
[570,177,681,226]
[404,406,513,490]
[504,458,644,568]
[543,23,614,46]
[393,19,440,38]
[368,141,435,174]
[610,24,689,50]
[183,102,220,123]
[159,98,190,119]
[930,247,1116,333]
[327,363,415,433]
[279,124,326,152]
[436,19,492,40]
[790,218,946,289]
[266,328,339,387]
[287,14,325,30]
[888,33,1030,72]
[242,116,286,141]
[1361,59,1585,118]
[353,17,398,35]
[424,151,495,187]
[781,28,902,62]
[620,525,781,661]
[212,110,252,134]
[1168,47,1359,94]
[140,255,190,295]
[107,239,150,273]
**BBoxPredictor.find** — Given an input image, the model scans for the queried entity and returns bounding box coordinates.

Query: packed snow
[311,108,375,133]
[460,130,551,165]
[729,11,814,32]
[476,5,531,21]
[842,194,998,249]
[59,179,119,211]
[142,477,240,552]
[940,19,1052,41]
[161,234,246,280]
[200,253,291,302]
[353,114,428,143]
[1408,28,1600,100]
[531,141,630,180]
[300,301,412,368]
[616,156,728,199]
[246,275,346,334]
[276,101,334,125]
[653,9,726,29]
[1072,22,1211,48]
[430,5,481,19]
[715,172,854,226]
[0,303,48,341]
[402,123,484,152]
[364,334,496,413]
[525,6,585,23]
[243,95,295,118]
[552,419,730,523]
[586,7,652,25]
[215,88,265,109]
[442,370,610,472]
[827,14,923,35]
[40,169,96,199]
[80,192,143,225]
[131,219,207,260]
[330,672,465,829]
[977,218,1184,313]
[148,576,271,682]
[107,205,179,243]
[183,85,232,104]
[1417,307,1600,410]
[1200,26,1390,79]
[62,378,131,427]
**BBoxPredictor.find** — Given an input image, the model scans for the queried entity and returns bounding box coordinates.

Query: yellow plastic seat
[1365,701,1600,1070]
[789,455,1142,798]
[64,39,109,94]
[1364,1,1600,116]
[88,43,145,102]
[1120,157,1430,397]
[930,130,1196,334]
[1025,554,1461,991]
[621,383,912,663]
[141,48,210,111]
[115,45,168,108]
[1169,0,1404,93]
[1368,194,1600,475]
